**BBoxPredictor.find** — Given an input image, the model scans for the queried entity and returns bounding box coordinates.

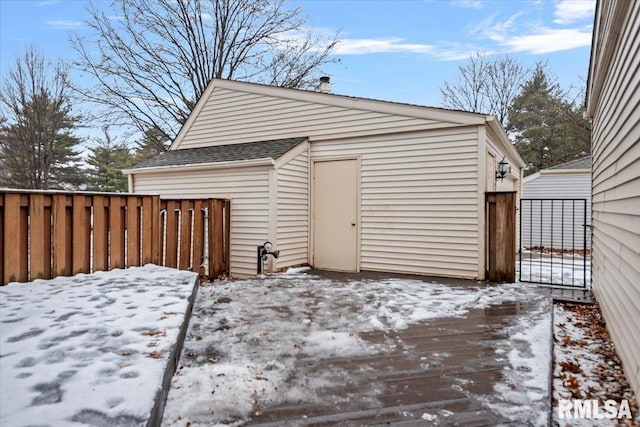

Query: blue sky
[0,0,595,136]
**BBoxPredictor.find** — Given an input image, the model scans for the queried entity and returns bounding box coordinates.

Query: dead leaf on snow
[141,330,167,337]
[560,360,583,374]
[145,350,163,359]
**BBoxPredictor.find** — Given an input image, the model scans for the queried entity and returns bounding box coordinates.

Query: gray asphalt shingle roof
[548,156,592,170]
[132,137,307,169]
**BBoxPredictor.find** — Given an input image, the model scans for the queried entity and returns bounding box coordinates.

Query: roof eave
[485,116,526,168]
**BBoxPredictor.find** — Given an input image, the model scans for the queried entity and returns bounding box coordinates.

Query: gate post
[486,192,517,282]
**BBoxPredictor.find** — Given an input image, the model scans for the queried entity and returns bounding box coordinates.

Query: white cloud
[37,0,60,6]
[467,11,592,55]
[450,0,483,9]
[502,27,593,53]
[335,37,434,55]
[46,20,85,30]
[476,12,523,42]
[554,0,596,25]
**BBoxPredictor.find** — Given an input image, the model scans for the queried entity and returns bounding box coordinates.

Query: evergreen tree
[85,127,135,192]
[134,126,170,163]
[508,64,591,175]
[0,47,83,189]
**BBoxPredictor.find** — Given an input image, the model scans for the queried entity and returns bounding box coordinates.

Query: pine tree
[134,126,170,163]
[0,47,83,189]
[508,64,591,175]
[85,127,134,192]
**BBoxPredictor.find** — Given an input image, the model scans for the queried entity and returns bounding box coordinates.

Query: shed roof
[548,156,592,170]
[132,137,306,169]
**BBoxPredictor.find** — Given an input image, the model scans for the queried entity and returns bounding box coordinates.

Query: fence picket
[72,195,91,274]
[179,201,193,270]
[109,196,125,269]
[93,196,108,272]
[126,197,140,267]
[141,197,153,264]
[192,200,205,276]
[3,194,28,283]
[209,200,225,278]
[29,194,50,280]
[165,201,178,268]
[52,195,71,277]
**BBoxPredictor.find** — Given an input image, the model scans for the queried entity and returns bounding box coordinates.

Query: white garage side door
[313,159,358,272]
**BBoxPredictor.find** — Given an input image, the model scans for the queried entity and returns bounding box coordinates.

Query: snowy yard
[0,265,198,427]
[10,266,613,426]
[163,269,552,426]
[518,251,591,287]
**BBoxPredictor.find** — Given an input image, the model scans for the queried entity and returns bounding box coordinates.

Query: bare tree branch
[440,53,531,128]
[70,0,339,140]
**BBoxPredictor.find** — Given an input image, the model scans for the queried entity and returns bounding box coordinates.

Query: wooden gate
[486,192,517,282]
[0,190,230,285]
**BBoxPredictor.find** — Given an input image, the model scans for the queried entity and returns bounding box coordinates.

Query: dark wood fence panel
[0,190,230,285]
[486,191,517,282]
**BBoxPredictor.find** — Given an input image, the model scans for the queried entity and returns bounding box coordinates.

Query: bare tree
[440,53,530,127]
[0,46,82,189]
[71,0,339,140]
[440,52,488,115]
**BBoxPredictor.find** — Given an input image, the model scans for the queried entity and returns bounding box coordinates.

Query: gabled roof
[163,78,524,168]
[131,137,306,170]
[548,156,592,170]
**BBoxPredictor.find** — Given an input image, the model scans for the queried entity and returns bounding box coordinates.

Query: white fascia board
[540,169,591,175]
[123,158,275,175]
[486,117,526,168]
[274,140,309,169]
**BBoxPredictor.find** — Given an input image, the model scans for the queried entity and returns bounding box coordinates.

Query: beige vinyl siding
[311,127,480,279]
[132,167,271,277]
[276,149,309,268]
[521,173,592,249]
[178,88,455,149]
[589,0,640,396]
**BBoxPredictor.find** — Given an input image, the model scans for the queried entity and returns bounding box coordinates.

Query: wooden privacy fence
[0,191,230,285]
[486,191,516,282]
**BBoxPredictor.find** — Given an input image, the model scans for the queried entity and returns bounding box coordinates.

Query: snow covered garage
[125,79,524,278]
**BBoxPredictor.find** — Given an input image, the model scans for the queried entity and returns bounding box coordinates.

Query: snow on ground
[518,254,591,287]
[0,265,198,427]
[481,297,552,426]
[162,271,551,426]
[553,303,638,426]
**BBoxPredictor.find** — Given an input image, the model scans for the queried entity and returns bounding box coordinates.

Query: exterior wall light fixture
[496,157,510,182]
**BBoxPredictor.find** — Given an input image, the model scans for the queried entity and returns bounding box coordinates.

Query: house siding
[588,0,640,396]
[276,148,310,268]
[132,167,271,277]
[177,87,454,149]
[521,173,592,249]
[311,127,480,279]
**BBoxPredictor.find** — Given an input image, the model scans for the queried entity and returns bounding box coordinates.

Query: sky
[0,0,595,143]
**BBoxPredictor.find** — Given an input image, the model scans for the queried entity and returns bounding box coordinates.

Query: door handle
[351,223,356,226]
